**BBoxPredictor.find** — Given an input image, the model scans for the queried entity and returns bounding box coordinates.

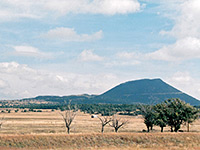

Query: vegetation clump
[141,98,199,132]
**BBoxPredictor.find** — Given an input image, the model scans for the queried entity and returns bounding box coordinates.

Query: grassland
[1,133,200,150]
[1,110,200,149]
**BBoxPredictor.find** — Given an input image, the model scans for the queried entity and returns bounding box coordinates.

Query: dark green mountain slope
[23,94,95,104]
[21,78,200,105]
[95,79,200,105]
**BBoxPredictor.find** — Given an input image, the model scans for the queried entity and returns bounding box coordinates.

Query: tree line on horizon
[0,98,199,134]
[53,98,200,134]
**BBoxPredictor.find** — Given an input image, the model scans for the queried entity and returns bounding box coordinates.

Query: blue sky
[1,0,200,100]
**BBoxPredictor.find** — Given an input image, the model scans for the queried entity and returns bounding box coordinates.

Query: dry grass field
[1,109,200,149]
[0,109,148,134]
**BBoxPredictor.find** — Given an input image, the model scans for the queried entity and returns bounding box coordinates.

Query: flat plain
[0,109,200,149]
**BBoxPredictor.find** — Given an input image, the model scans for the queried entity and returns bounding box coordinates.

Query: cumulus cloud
[150,0,200,62]
[166,72,200,100]
[148,37,200,61]
[166,0,200,39]
[43,28,103,42]
[116,51,142,60]
[0,79,7,89]
[44,0,141,15]
[78,50,104,62]
[105,60,140,67]
[0,0,141,21]
[12,45,55,59]
[105,51,141,66]
[0,62,118,99]
[0,0,42,21]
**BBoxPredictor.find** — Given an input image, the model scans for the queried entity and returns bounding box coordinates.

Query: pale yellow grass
[0,110,200,134]
[1,110,200,150]
[1,132,200,150]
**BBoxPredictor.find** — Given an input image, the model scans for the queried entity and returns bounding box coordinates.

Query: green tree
[182,104,199,132]
[153,103,167,132]
[140,105,156,132]
[164,98,199,132]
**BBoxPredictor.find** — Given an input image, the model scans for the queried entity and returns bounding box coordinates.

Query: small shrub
[23,110,27,112]
[29,108,34,112]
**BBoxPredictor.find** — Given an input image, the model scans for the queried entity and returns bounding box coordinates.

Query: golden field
[0,110,200,149]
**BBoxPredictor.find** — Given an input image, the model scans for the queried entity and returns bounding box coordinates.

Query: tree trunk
[174,125,180,132]
[115,128,118,133]
[150,125,153,130]
[187,122,190,132]
[161,126,164,132]
[67,127,70,134]
[147,126,150,132]
[170,126,174,132]
[101,125,104,133]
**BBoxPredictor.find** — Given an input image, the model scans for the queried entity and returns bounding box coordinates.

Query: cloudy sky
[0,0,200,100]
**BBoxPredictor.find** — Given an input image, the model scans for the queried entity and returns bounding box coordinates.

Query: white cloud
[167,0,200,39]
[44,0,141,15]
[78,50,104,62]
[105,60,140,67]
[43,28,103,42]
[116,51,142,60]
[149,0,200,62]
[148,37,200,61]
[0,62,118,99]
[166,72,200,100]
[0,0,141,21]
[104,51,141,67]
[0,0,41,21]
[0,79,7,89]
[116,52,136,59]
[13,45,54,59]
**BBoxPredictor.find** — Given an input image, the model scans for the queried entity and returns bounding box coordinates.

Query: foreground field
[1,133,200,150]
[1,110,200,149]
[1,110,200,134]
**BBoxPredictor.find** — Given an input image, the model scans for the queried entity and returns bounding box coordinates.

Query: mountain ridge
[21,78,200,105]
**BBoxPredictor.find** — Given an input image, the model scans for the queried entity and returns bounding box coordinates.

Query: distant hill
[22,78,200,105]
[23,94,96,104]
[95,79,200,105]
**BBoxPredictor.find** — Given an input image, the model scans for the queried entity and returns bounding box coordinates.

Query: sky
[0,0,200,100]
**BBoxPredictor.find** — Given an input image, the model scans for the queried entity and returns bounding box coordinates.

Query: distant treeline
[0,101,142,116]
[1,98,199,133]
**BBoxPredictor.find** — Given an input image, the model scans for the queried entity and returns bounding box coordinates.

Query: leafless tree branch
[0,116,5,129]
[109,114,128,133]
[59,102,77,134]
[97,115,112,133]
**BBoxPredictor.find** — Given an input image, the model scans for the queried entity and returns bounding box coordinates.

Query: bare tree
[60,103,77,134]
[97,115,112,133]
[0,116,5,129]
[109,114,128,133]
